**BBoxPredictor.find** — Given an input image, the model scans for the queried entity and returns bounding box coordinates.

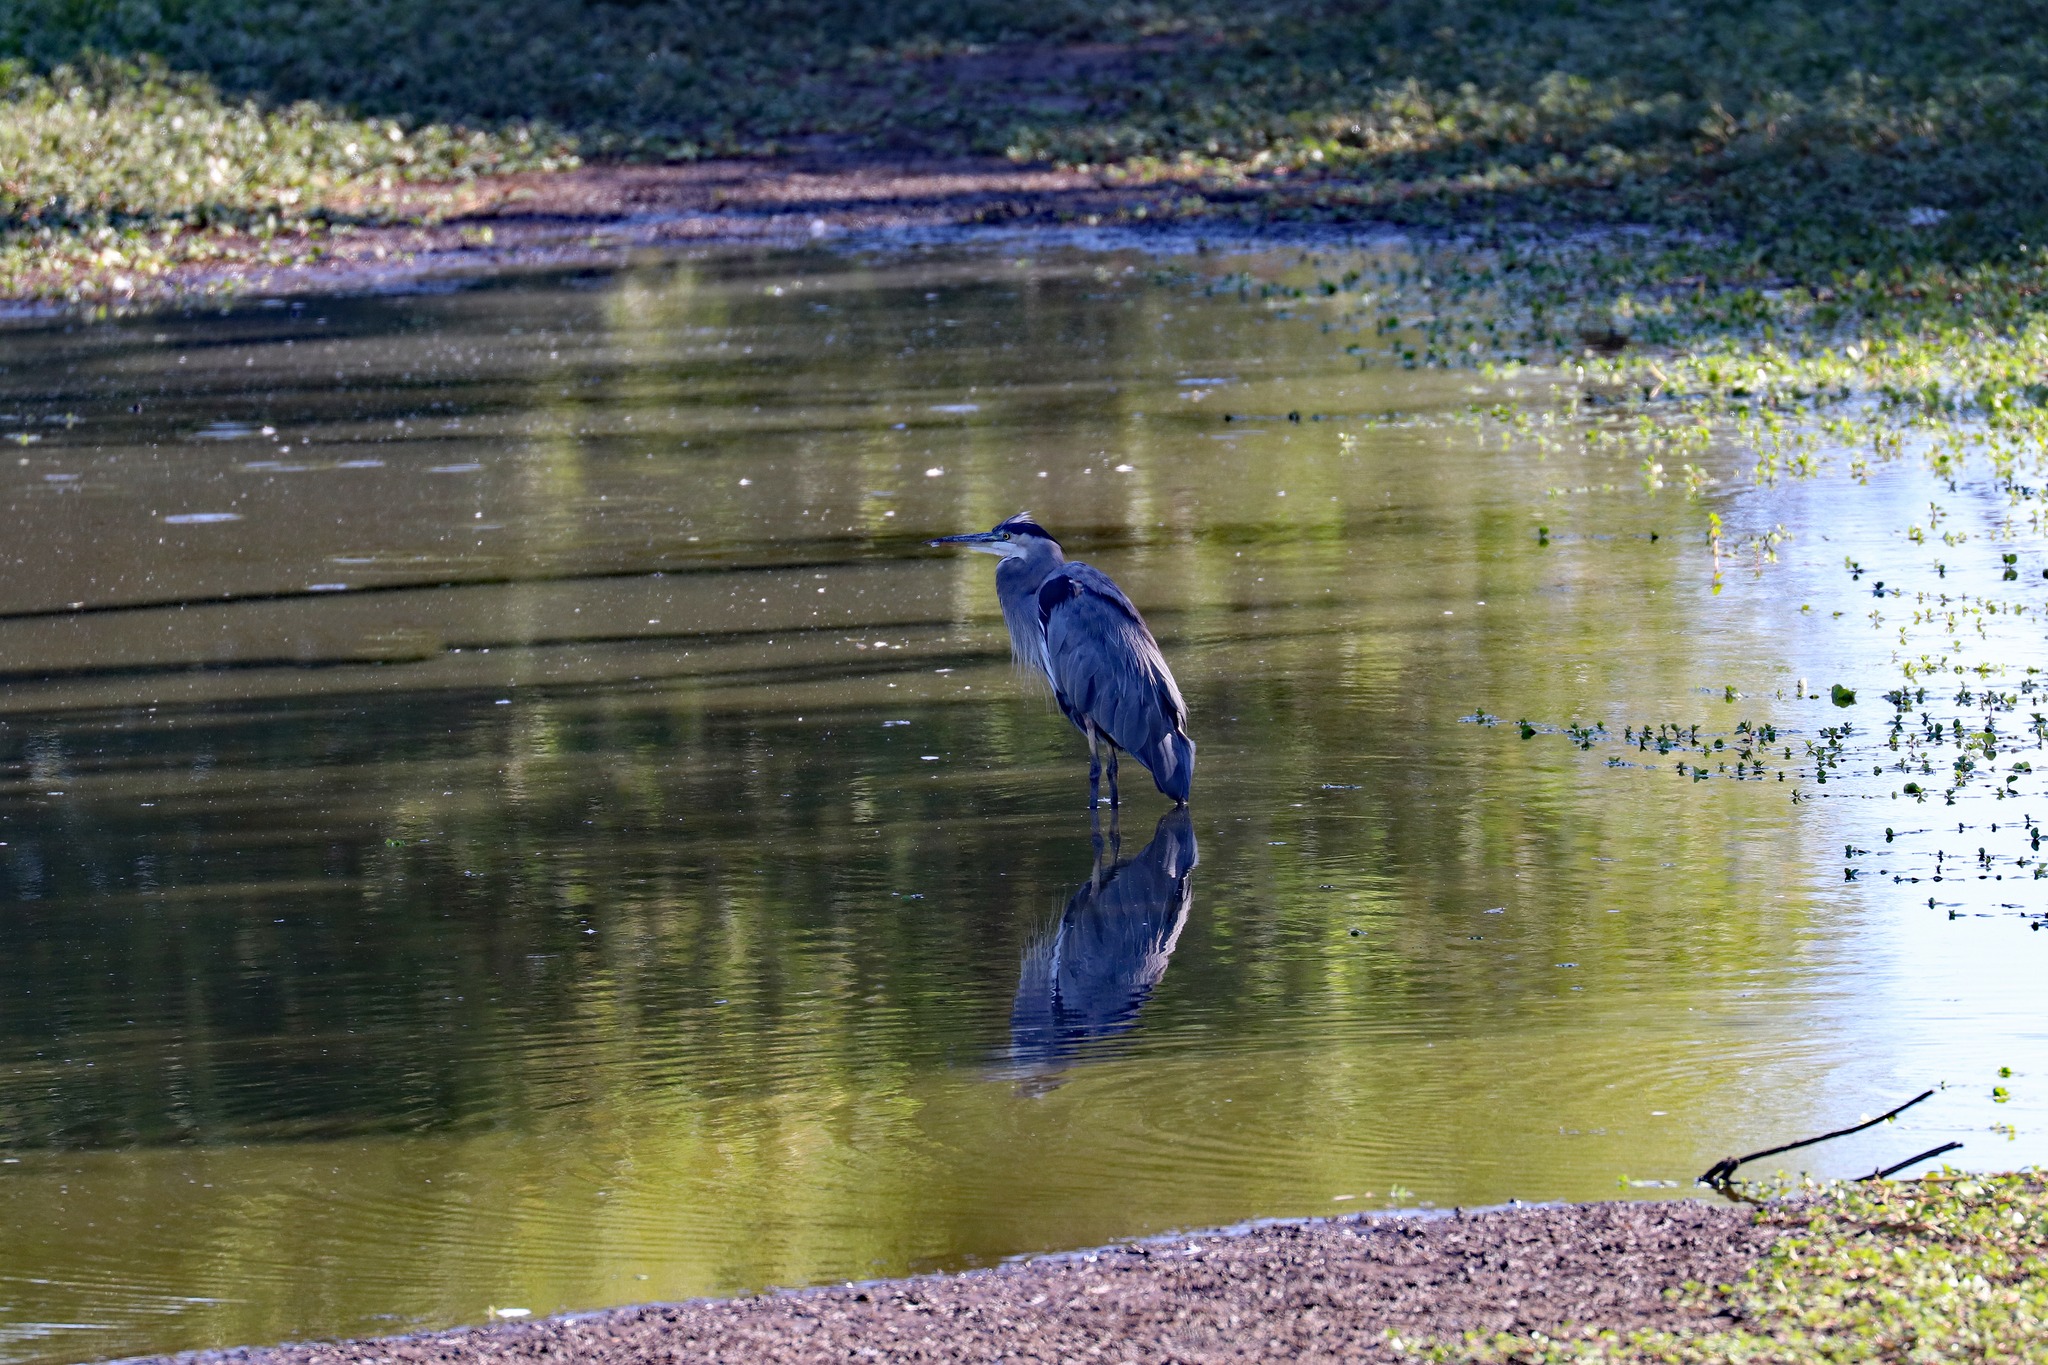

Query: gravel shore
[147,1199,1773,1365]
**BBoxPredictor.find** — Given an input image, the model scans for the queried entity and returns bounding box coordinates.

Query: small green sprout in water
[1832,684,1858,706]
[1994,1087,2011,1102]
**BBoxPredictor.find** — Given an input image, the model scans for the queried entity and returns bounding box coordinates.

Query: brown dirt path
[141,1200,1771,1365]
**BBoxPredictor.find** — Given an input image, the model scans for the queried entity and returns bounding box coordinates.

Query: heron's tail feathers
[1141,729,1195,804]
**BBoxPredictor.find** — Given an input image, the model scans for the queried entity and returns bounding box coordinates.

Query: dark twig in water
[1862,1141,1964,1182]
[1699,1089,1935,1188]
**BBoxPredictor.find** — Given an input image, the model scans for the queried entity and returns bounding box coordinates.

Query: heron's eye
[1001,532,1013,540]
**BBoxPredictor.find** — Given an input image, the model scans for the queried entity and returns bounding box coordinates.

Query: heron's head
[928,513,1060,559]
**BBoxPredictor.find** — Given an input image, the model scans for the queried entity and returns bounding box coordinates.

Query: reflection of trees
[0,550,1809,1153]
[0,250,1826,1186]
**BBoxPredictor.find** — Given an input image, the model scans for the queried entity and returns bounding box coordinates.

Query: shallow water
[0,240,2041,1364]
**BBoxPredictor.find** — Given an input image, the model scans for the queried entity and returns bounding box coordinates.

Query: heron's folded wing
[1037,563,1188,754]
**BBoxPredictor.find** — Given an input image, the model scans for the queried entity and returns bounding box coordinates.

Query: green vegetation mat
[1413,1171,2048,1363]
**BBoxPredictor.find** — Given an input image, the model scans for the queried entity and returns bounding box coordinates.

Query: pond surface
[0,239,2041,1364]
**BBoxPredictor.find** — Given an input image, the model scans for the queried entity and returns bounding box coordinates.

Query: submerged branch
[1863,1140,1965,1182]
[1700,1088,1934,1189]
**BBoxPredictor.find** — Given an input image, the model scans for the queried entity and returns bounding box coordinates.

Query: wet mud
[110,154,1235,306]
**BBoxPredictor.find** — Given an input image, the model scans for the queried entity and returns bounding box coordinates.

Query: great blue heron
[930,514,1194,807]
[1009,807,1196,1067]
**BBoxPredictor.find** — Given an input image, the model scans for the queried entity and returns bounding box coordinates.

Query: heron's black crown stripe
[994,514,1056,543]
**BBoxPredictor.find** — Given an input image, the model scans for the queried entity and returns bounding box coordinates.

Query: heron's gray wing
[1036,563,1189,757]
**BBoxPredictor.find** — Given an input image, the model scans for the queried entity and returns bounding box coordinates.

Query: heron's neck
[996,541,1065,595]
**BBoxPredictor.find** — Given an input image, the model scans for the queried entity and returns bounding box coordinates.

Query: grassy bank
[1418,1171,2048,1362]
[0,56,574,301]
[4,1,2046,286]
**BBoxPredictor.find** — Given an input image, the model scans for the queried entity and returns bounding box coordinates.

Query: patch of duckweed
[1409,1171,2048,1364]
[1495,553,2048,927]
[1159,231,2048,562]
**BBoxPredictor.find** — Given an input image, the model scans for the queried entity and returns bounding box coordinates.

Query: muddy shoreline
[128,1199,1771,1365]
[9,153,1323,313]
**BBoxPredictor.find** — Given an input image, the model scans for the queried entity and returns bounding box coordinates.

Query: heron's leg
[1107,747,1120,811]
[1085,722,1101,810]
[1088,742,1105,860]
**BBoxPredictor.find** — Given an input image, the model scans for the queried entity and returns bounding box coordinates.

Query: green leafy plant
[1414,1171,2048,1363]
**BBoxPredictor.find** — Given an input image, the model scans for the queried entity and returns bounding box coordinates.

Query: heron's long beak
[928,531,1007,552]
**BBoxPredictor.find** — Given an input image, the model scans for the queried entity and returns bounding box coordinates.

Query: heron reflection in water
[1009,807,1197,1071]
